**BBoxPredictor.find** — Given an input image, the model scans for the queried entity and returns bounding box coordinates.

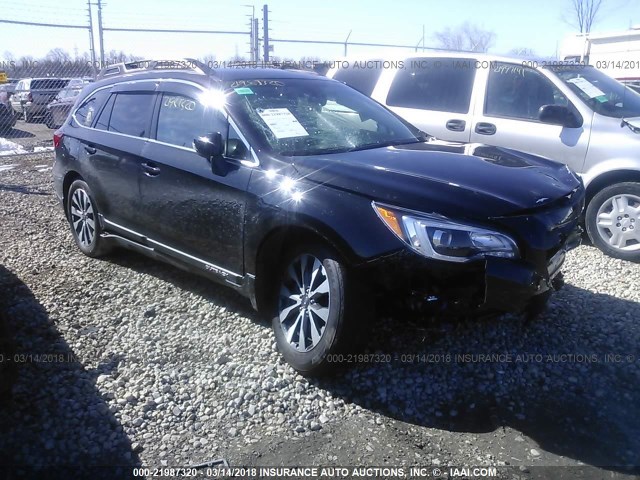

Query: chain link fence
[0,54,145,153]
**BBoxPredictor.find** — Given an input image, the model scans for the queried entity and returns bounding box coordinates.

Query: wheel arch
[584,169,640,207]
[62,171,83,214]
[252,224,355,315]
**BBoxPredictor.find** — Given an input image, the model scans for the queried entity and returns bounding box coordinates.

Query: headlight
[373,202,519,262]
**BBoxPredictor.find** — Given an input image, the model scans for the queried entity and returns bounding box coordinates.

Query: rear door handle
[84,145,97,155]
[142,161,161,177]
[475,122,496,135]
[446,119,466,132]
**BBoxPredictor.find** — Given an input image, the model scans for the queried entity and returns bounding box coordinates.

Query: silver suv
[11,77,69,122]
[328,54,640,262]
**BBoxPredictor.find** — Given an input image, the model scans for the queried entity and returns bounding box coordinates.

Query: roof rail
[96,58,213,80]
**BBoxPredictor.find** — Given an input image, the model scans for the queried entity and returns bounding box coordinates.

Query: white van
[328,54,640,261]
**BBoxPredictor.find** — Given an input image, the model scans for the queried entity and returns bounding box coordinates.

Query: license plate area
[547,248,566,278]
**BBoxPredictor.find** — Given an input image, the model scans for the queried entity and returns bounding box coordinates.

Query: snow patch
[0,164,18,173]
[0,137,27,156]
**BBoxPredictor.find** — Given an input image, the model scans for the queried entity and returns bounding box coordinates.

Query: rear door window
[94,94,115,130]
[386,58,476,113]
[333,63,383,96]
[107,92,155,137]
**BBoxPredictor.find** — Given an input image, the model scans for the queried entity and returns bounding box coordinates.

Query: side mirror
[538,105,582,128]
[194,132,227,176]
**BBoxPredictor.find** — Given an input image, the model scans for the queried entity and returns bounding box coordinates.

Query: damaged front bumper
[362,227,581,317]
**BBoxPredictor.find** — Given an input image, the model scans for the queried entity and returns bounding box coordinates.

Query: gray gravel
[0,152,639,478]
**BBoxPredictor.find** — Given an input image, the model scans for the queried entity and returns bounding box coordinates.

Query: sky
[1,0,639,63]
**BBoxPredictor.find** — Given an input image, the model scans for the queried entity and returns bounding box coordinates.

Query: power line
[0,18,88,29]
[101,27,248,35]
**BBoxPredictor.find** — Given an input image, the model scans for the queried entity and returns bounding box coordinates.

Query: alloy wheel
[70,188,96,248]
[278,254,331,352]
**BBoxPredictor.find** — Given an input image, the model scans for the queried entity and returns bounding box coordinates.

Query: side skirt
[99,215,248,293]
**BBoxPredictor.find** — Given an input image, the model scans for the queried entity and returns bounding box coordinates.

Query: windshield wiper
[347,138,424,152]
[279,146,355,156]
[621,118,640,134]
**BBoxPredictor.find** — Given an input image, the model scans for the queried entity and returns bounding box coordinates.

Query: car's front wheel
[586,182,640,262]
[65,180,111,257]
[272,245,369,376]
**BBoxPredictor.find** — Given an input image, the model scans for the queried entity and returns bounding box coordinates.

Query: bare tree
[509,47,537,57]
[566,0,603,33]
[433,22,495,52]
[45,48,72,63]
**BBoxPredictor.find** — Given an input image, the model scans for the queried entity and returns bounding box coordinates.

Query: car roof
[331,51,569,67]
[88,67,328,91]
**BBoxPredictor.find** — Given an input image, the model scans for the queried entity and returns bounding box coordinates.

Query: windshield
[549,65,640,118]
[224,78,423,156]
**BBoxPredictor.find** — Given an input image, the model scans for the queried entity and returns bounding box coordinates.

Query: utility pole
[87,0,97,76]
[243,5,255,62]
[344,30,352,56]
[262,4,269,63]
[253,18,260,64]
[97,0,105,65]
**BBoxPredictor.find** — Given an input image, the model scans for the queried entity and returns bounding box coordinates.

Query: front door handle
[446,119,466,132]
[475,122,496,135]
[142,162,161,177]
[84,145,97,155]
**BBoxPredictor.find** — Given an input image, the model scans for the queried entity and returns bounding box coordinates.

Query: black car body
[52,62,584,375]
[0,84,16,131]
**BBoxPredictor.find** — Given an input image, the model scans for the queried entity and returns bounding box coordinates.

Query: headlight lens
[373,202,519,262]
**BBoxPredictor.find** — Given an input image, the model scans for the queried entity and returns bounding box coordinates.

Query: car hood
[292,141,581,219]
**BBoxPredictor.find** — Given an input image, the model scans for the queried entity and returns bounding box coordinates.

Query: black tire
[65,180,111,257]
[585,182,640,262]
[44,112,55,129]
[272,244,371,376]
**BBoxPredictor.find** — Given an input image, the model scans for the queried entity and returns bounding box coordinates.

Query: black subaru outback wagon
[53,60,584,375]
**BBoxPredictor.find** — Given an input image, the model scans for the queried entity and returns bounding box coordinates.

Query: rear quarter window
[386,58,476,113]
[74,88,110,127]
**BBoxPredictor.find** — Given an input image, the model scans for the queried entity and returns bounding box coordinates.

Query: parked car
[328,54,640,262]
[0,84,16,132]
[11,77,69,122]
[45,79,93,129]
[53,60,584,375]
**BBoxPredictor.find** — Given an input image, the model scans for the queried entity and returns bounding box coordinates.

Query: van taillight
[53,131,63,148]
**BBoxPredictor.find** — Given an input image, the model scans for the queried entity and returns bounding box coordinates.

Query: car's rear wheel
[44,112,55,129]
[272,245,369,376]
[586,182,640,262]
[66,180,111,257]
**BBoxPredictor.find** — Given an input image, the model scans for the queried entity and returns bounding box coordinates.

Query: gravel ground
[0,152,639,479]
